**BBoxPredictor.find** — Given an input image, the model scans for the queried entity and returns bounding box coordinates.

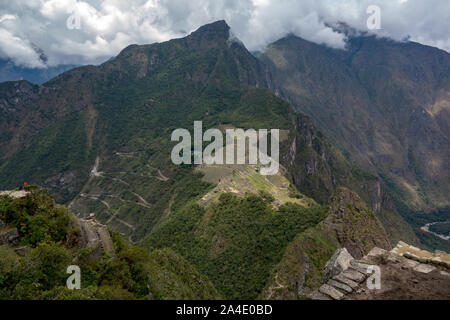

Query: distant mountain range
[0,20,449,299]
[0,58,77,85]
[258,34,449,214]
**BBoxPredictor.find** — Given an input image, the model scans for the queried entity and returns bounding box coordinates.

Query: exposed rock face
[281,116,418,246]
[261,188,391,299]
[77,214,115,258]
[322,248,353,283]
[322,187,391,259]
[0,228,20,245]
[310,243,450,300]
[260,34,450,213]
[0,190,25,245]
[185,20,270,88]
[319,284,344,300]
[0,190,29,198]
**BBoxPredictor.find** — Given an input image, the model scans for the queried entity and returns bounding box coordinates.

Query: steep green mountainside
[0,20,407,246]
[281,114,418,246]
[261,187,391,299]
[143,191,328,299]
[258,34,450,222]
[0,21,276,241]
[0,188,220,299]
[1,20,445,300]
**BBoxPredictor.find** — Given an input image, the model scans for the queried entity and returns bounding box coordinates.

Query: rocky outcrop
[310,243,450,300]
[1,191,25,246]
[78,214,115,258]
[322,187,391,259]
[0,190,29,198]
[309,248,372,300]
[0,228,20,246]
[261,187,392,300]
[321,248,353,283]
[280,118,417,247]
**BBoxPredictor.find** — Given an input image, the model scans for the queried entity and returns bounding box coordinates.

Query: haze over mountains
[0,47,76,84]
[0,58,76,85]
[0,20,449,299]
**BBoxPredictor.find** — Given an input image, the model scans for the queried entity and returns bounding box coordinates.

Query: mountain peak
[187,20,231,49]
[194,20,230,33]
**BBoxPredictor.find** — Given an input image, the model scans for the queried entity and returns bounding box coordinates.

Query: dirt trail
[104,194,151,209]
[146,165,169,181]
[131,192,152,207]
[80,193,110,209]
[157,169,169,181]
[110,215,136,231]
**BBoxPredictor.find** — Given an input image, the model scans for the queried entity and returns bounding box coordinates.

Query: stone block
[413,263,436,274]
[322,248,354,283]
[332,274,359,289]
[328,279,353,293]
[319,284,344,300]
[341,269,366,283]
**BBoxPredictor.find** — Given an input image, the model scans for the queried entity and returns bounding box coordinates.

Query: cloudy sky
[0,0,449,68]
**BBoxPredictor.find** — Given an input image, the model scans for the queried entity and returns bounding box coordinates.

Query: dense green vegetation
[260,187,393,299]
[0,188,75,247]
[2,21,444,301]
[144,193,328,299]
[260,227,337,299]
[0,188,220,300]
[0,20,396,252]
[0,30,294,243]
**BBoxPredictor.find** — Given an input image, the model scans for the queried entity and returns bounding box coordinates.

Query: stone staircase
[309,243,450,300]
[309,250,371,300]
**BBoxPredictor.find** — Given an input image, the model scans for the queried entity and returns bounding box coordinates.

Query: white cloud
[0,0,448,67]
[0,28,45,68]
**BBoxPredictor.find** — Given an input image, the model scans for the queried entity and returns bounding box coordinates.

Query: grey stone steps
[349,260,371,274]
[332,273,359,289]
[319,284,345,300]
[308,290,332,300]
[341,268,366,283]
[327,279,353,293]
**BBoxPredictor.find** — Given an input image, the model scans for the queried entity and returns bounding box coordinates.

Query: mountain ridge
[1,20,445,254]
